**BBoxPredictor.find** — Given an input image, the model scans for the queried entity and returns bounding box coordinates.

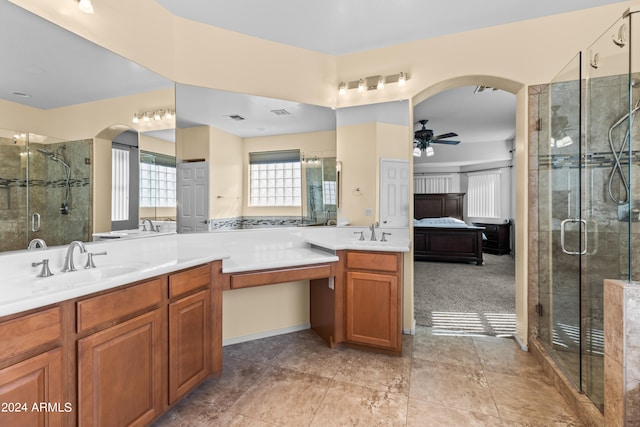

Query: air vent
[270,109,290,116]
[228,114,245,121]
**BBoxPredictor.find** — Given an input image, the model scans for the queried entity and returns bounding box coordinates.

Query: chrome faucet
[369,223,378,241]
[27,238,48,250]
[142,218,156,232]
[62,241,87,272]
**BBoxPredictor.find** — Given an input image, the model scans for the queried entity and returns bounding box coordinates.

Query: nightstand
[473,222,511,255]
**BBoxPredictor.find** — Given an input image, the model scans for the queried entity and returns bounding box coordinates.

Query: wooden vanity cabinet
[0,307,65,427]
[74,262,218,426]
[344,251,402,353]
[77,279,164,427]
[168,265,212,404]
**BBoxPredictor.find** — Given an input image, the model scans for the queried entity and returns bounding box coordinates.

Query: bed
[413,193,484,265]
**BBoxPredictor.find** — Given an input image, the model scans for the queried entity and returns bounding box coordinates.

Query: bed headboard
[414,193,465,220]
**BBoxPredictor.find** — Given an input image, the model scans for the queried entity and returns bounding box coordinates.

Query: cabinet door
[345,271,399,350]
[0,348,63,427]
[169,290,211,404]
[78,309,162,427]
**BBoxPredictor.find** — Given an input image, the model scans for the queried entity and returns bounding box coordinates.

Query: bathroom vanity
[0,227,409,426]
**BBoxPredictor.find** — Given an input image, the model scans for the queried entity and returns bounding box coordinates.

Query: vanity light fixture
[132,109,175,124]
[77,0,94,14]
[338,72,409,95]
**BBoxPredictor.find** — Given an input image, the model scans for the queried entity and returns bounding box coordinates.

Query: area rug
[413,254,516,336]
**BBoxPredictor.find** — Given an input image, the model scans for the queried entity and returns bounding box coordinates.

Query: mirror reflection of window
[249,150,301,207]
[139,151,177,210]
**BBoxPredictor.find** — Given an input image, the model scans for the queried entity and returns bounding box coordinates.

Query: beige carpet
[413,254,516,336]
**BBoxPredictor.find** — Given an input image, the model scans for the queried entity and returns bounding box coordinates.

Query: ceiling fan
[413,119,460,157]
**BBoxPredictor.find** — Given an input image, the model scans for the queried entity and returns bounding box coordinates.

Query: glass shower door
[539,53,583,390]
[539,16,632,412]
[582,16,631,411]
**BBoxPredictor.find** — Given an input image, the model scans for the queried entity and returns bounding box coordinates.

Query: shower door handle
[560,218,587,256]
[31,212,41,232]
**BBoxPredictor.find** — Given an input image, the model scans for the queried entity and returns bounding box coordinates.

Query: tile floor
[153,327,583,426]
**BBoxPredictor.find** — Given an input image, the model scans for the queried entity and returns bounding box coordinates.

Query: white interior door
[379,158,409,227]
[177,161,210,233]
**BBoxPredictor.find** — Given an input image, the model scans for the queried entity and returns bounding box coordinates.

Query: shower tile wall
[0,139,93,252]
[30,141,92,247]
[0,137,28,251]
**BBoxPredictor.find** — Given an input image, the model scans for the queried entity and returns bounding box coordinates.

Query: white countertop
[0,226,410,318]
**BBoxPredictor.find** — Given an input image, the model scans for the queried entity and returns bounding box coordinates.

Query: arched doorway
[410,76,528,348]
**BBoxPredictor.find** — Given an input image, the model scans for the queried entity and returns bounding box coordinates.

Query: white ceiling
[156,0,621,56]
[414,86,516,144]
[0,1,173,110]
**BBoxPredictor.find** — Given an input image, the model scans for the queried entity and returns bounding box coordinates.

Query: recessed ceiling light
[12,91,31,98]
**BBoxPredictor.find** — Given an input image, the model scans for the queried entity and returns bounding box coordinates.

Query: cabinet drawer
[346,251,398,273]
[77,278,163,333]
[0,307,62,361]
[169,264,210,298]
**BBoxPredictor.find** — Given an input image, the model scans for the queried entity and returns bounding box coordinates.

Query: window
[111,147,130,221]
[249,150,301,207]
[323,181,336,206]
[139,151,176,208]
[467,171,501,218]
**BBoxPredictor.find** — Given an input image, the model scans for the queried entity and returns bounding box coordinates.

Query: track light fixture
[338,72,409,95]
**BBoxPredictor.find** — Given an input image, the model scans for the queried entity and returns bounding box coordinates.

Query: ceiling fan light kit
[413,119,460,157]
[338,72,408,95]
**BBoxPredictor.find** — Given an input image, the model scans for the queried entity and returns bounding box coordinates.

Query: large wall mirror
[175,84,337,230]
[0,1,175,252]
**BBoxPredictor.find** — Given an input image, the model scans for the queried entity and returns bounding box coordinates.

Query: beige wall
[210,127,243,219]
[222,281,310,340]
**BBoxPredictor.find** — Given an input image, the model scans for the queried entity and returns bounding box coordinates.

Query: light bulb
[377,76,385,90]
[143,113,150,122]
[413,147,422,157]
[338,82,346,96]
[165,110,173,120]
[154,111,162,121]
[78,0,94,14]
[425,146,434,157]
[358,79,365,92]
[132,113,139,124]
[398,72,406,87]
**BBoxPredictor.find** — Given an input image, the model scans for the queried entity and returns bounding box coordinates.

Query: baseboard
[223,323,311,346]
[513,333,528,352]
[402,318,417,335]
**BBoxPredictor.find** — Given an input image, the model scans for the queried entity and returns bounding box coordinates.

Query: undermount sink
[90,265,140,279]
[24,264,143,288]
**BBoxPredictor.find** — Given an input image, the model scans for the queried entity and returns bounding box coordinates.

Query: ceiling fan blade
[433,132,458,140]
[431,140,460,145]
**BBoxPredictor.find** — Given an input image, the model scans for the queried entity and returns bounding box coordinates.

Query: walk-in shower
[36,146,71,214]
[535,12,640,417]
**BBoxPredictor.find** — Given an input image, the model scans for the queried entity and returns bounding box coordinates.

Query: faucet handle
[354,231,365,241]
[32,259,54,277]
[85,251,107,269]
[381,232,392,242]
